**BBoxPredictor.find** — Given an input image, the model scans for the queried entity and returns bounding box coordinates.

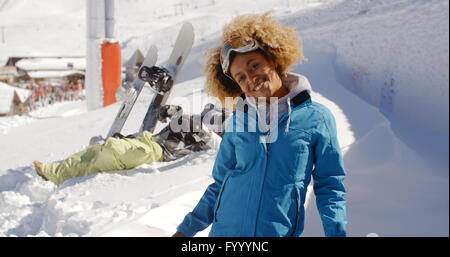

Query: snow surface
[0,0,448,237]
[15,57,85,71]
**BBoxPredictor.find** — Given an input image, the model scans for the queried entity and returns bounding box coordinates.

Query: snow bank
[0,0,86,64]
[285,0,449,134]
[0,82,32,115]
[282,0,449,236]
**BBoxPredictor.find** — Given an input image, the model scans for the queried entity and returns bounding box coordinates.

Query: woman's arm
[175,123,236,237]
[312,110,347,237]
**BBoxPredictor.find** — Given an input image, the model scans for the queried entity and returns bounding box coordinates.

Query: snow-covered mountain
[0,0,448,237]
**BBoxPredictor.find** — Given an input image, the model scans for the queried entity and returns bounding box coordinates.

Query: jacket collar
[237,90,310,114]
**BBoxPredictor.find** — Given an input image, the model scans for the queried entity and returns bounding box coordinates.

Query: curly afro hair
[203,12,305,109]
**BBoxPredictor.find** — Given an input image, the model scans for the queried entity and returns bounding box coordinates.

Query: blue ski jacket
[177,76,347,237]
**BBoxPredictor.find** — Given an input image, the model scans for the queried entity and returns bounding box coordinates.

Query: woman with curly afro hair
[174,13,347,237]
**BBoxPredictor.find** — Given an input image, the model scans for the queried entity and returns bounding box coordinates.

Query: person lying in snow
[33,103,229,186]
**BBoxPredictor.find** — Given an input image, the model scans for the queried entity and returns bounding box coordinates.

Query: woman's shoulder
[309,101,332,114]
[293,100,336,124]
[308,102,338,133]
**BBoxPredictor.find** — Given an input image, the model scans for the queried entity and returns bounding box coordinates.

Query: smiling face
[229,51,287,101]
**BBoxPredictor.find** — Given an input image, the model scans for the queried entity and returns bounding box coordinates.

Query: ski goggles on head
[219,39,264,80]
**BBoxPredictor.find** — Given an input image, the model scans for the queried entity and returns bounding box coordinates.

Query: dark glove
[158,105,183,123]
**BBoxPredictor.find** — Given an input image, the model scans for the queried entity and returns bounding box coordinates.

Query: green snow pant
[40,131,164,186]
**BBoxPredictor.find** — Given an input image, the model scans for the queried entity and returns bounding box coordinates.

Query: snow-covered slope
[0,0,448,237]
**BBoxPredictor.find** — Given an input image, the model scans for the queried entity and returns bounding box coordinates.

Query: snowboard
[139,22,194,133]
[106,44,158,139]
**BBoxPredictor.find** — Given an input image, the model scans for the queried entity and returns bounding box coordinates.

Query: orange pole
[101,41,122,107]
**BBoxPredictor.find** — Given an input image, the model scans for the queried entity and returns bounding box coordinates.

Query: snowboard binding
[138,66,173,93]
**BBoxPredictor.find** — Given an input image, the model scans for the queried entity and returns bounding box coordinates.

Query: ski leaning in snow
[139,22,194,133]
[105,45,158,139]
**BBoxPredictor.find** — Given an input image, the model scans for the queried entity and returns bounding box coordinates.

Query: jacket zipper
[251,109,289,234]
[253,130,271,235]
